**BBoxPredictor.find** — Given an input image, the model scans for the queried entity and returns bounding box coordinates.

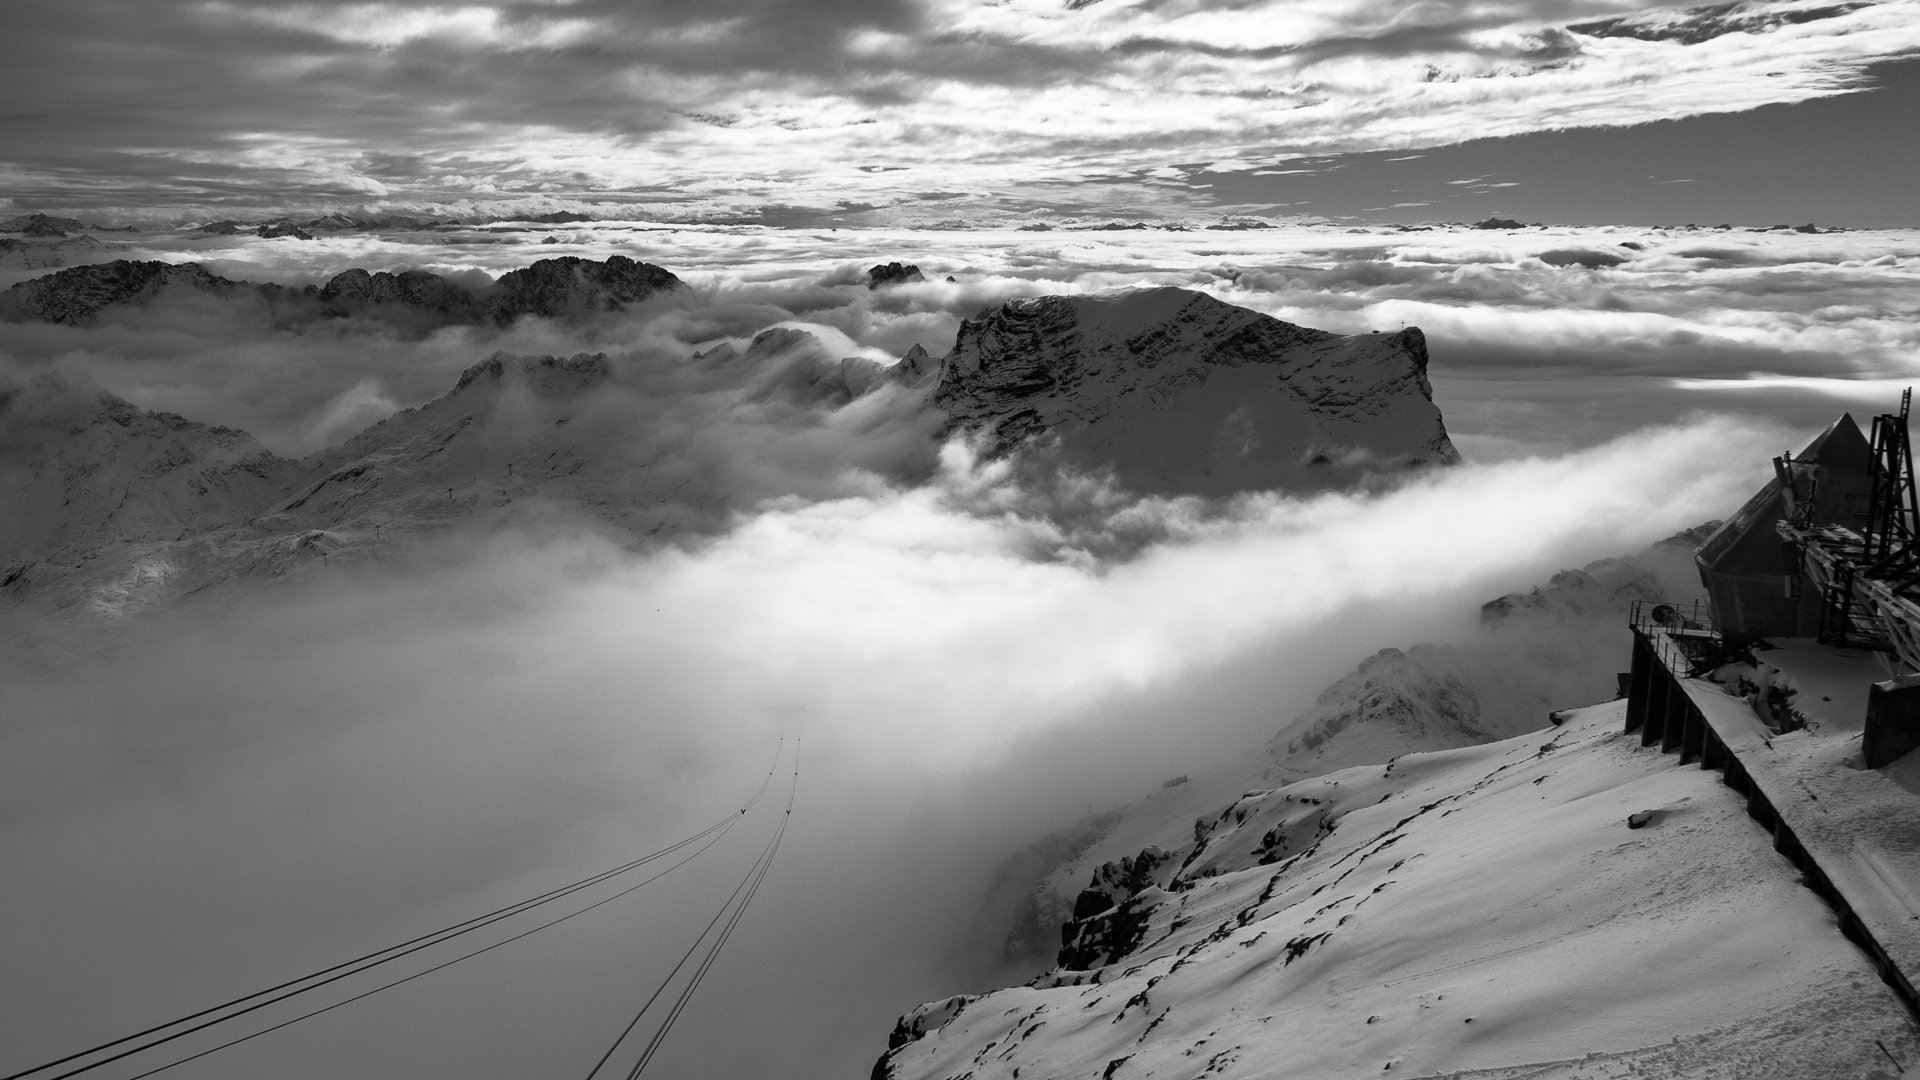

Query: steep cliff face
[932,288,1457,496]
[878,703,1920,1080]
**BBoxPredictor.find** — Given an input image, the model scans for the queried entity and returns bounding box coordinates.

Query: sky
[2,0,1918,224]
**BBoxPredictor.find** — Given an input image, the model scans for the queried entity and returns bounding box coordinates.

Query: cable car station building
[1626,393,1920,1019]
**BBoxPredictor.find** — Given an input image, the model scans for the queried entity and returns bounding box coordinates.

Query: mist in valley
[0,226,1913,1079]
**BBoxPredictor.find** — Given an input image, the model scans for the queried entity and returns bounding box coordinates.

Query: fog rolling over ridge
[8,0,1920,1070]
[0,231,1900,1080]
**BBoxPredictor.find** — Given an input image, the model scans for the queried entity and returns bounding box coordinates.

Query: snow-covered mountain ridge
[986,527,1716,976]
[879,702,1919,1080]
[932,288,1456,496]
[1,286,1456,647]
[0,255,681,329]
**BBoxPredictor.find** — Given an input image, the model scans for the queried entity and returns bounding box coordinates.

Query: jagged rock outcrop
[1057,846,1178,970]
[0,261,252,324]
[0,235,111,271]
[868,262,925,289]
[931,287,1458,495]
[978,523,1721,979]
[877,703,1920,1080]
[484,255,680,323]
[0,255,683,329]
[0,213,87,235]
[255,221,314,240]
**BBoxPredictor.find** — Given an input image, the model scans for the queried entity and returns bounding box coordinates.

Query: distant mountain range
[0,261,1456,645]
[0,255,683,330]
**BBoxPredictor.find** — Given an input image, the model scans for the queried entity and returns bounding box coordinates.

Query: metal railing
[1627,599,1749,679]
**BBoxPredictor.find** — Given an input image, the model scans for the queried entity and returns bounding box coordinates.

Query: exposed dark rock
[0,213,86,235]
[532,210,594,223]
[1471,216,1525,230]
[488,255,679,323]
[255,221,314,240]
[1538,249,1626,269]
[867,261,926,289]
[318,267,478,318]
[1058,847,1176,970]
[1,255,682,330]
[932,288,1456,496]
[0,260,250,324]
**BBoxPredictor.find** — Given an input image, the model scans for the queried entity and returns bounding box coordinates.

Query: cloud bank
[0,226,1908,1078]
[0,411,1783,1080]
[4,223,1913,460]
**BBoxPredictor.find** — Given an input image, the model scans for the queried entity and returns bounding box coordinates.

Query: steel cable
[587,738,800,1080]
[5,742,784,1080]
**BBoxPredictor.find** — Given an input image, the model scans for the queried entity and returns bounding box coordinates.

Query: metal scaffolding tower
[1780,389,1920,672]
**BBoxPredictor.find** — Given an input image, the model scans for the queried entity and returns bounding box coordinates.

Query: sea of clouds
[0,224,1916,1080]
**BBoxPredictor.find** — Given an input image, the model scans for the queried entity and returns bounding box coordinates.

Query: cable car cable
[623,750,800,1080]
[115,822,743,1080]
[587,738,800,1080]
[4,742,785,1080]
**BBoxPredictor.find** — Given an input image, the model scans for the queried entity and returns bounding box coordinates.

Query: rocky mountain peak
[0,370,292,587]
[0,255,683,330]
[0,260,245,324]
[487,254,680,323]
[449,351,614,397]
[932,286,1457,495]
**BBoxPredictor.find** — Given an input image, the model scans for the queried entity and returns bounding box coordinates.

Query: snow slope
[0,371,295,612]
[991,529,1719,967]
[932,288,1457,496]
[879,701,1919,1080]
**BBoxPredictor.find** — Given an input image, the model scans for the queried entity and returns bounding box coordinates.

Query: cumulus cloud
[2,0,1918,220]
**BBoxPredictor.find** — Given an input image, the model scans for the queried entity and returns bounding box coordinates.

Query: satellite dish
[1651,604,1677,627]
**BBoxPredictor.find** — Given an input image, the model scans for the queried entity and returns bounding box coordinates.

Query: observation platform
[1626,604,1920,1015]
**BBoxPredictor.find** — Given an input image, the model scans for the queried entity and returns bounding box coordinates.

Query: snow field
[881,702,1919,1080]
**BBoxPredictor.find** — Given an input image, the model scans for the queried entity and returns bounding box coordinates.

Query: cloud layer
[0,414,1781,1080]
[3,0,1918,220]
[0,226,1911,1078]
[5,223,1914,460]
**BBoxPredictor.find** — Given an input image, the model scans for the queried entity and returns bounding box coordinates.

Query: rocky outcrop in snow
[0,255,682,328]
[984,527,1716,970]
[878,703,1920,1080]
[0,235,113,271]
[0,261,251,324]
[930,287,1458,495]
[0,372,293,567]
[0,372,297,622]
